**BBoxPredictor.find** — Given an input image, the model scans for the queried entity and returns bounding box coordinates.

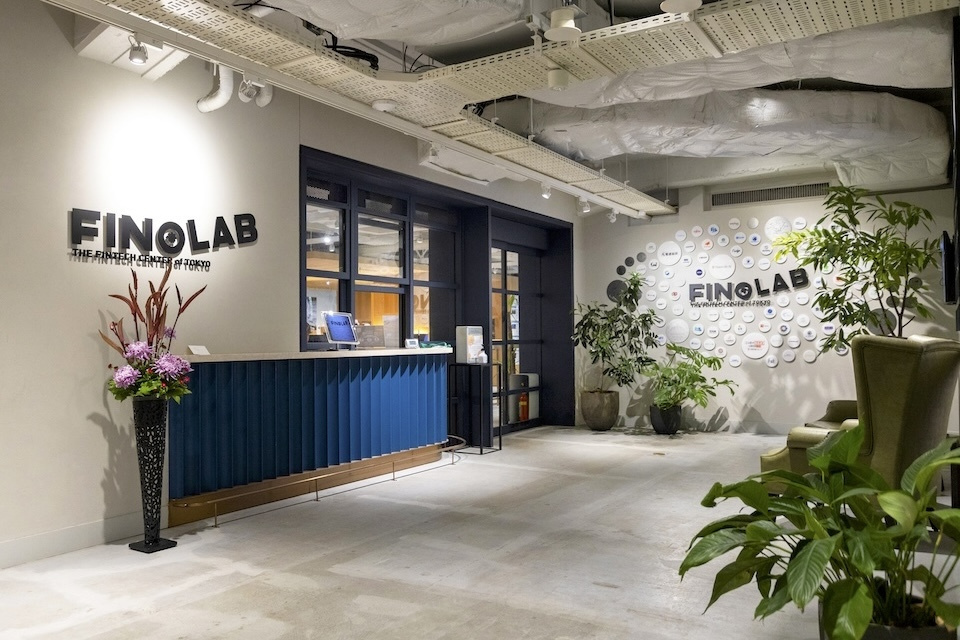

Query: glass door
[490,246,542,432]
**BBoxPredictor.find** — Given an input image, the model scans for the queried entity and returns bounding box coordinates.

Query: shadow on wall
[91,337,139,539]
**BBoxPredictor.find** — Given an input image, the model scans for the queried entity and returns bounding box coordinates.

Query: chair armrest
[806,399,857,429]
[787,426,838,449]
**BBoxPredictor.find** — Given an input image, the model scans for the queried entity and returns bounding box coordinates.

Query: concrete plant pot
[581,390,619,431]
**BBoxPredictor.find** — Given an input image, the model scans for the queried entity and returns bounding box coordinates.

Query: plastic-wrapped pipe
[196,64,234,113]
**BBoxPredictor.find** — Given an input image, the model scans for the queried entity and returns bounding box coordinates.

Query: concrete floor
[0,426,819,639]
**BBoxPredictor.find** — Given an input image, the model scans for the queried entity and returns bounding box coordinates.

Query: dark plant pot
[581,391,619,431]
[129,396,177,554]
[650,405,681,435]
[819,602,956,640]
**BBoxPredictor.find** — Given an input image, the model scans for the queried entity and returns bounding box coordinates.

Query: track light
[128,35,147,65]
[547,68,570,91]
[428,145,440,160]
[544,3,586,42]
[578,198,590,215]
[608,211,618,223]
[541,184,552,199]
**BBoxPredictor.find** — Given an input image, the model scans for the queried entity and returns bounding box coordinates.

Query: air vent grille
[711,182,829,206]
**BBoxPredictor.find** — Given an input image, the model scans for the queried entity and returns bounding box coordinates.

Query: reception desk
[167,347,451,525]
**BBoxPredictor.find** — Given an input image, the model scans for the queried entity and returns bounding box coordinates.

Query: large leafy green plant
[641,344,735,409]
[775,186,939,352]
[679,425,960,640]
[571,273,659,391]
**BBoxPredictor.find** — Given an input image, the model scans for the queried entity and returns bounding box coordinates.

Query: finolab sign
[68,208,258,271]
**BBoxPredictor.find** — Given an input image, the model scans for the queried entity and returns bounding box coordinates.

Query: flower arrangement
[99,264,206,403]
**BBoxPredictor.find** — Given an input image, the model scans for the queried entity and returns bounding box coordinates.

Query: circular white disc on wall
[741,333,769,359]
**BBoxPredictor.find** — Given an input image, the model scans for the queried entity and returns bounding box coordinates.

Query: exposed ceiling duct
[523,12,952,107]
[49,0,960,217]
[530,89,950,191]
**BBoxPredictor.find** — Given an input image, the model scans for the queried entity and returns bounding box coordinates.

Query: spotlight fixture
[128,35,148,66]
[544,2,586,42]
[578,197,590,215]
[638,211,650,220]
[608,211,618,224]
[428,145,440,160]
[371,99,398,112]
[659,0,702,13]
[541,184,552,199]
[547,68,570,91]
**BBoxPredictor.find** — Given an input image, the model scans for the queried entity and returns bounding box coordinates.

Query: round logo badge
[757,258,771,271]
[648,259,660,270]
[729,355,742,367]
[749,233,762,245]
[688,309,701,321]
[691,225,703,237]
[787,335,802,348]
[692,323,705,336]
[669,289,681,300]
[763,307,777,319]
[718,319,731,332]
[796,314,810,327]
[701,239,714,251]
[803,350,818,363]
[781,309,794,321]
[741,333,770,359]
[770,334,784,348]
[646,242,657,253]
[655,299,667,310]
[778,323,791,335]
[706,309,720,321]
[708,224,720,236]
[734,232,747,244]
[681,255,693,267]
[734,323,747,335]
[766,354,779,368]
[657,241,682,266]
[758,320,771,333]
[716,346,727,358]
[728,218,741,230]
[706,326,719,338]
[672,303,684,316]
[782,349,796,363]
[723,333,737,346]
[702,339,716,351]
[776,294,790,307]
[717,235,730,247]
[760,243,773,256]
[689,338,702,349]
[803,328,817,341]
[683,241,696,253]
[722,309,736,320]
[748,217,760,229]
[665,319,690,343]
[793,217,807,230]
[708,254,737,280]
[675,229,687,242]
[742,311,755,323]
[697,252,710,264]
[695,268,705,278]
[730,245,743,258]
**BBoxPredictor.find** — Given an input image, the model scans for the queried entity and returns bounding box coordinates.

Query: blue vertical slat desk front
[168,348,450,522]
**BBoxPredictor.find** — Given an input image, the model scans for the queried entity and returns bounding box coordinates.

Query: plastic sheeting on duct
[265,0,526,46]
[524,13,951,108]
[532,89,949,190]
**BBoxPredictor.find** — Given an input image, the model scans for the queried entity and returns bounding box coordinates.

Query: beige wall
[0,0,580,568]
[579,184,958,433]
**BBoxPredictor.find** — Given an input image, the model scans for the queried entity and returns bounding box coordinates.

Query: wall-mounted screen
[322,311,360,345]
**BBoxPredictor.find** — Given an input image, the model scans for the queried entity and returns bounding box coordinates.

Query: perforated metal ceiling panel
[64,0,959,216]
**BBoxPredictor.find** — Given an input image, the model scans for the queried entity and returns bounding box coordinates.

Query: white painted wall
[0,0,580,568]
[579,184,958,434]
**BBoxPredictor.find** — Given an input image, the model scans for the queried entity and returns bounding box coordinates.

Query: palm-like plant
[775,186,939,352]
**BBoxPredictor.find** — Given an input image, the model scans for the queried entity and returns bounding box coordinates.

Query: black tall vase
[129,396,177,553]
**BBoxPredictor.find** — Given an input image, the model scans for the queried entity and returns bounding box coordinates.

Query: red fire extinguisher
[519,391,529,422]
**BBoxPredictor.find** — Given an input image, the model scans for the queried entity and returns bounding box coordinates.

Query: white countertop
[187,347,453,363]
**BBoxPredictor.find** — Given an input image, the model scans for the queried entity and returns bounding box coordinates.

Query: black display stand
[449,362,503,454]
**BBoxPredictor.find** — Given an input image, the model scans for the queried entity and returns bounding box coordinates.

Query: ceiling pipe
[196,63,233,113]
[255,83,274,108]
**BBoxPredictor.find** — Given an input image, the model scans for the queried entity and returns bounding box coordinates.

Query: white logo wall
[609,215,847,368]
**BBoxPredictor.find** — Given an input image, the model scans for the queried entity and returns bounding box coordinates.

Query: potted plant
[571,272,659,430]
[640,343,735,435]
[775,186,939,352]
[100,263,205,553]
[679,424,960,640]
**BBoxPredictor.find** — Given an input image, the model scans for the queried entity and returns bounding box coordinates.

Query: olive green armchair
[760,334,960,489]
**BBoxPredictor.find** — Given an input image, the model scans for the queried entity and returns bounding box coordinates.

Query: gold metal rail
[169,436,466,528]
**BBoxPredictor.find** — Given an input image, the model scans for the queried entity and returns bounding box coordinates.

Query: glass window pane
[305,276,339,342]
[491,248,503,289]
[491,346,503,393]
[358,189,405,215]
[358,214,404,278]
[306,178,347,204]
[508,294,520,340]
[506,251,519,291]
[491,293,503,342]
[413,225,456,284]
[305,204,343,272]
[413,286,455,342]
[355,290,403,348]
[506,345,520,376]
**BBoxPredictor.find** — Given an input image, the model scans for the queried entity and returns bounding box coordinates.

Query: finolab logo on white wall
[67,208,258,272]
[608,214,845,368]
